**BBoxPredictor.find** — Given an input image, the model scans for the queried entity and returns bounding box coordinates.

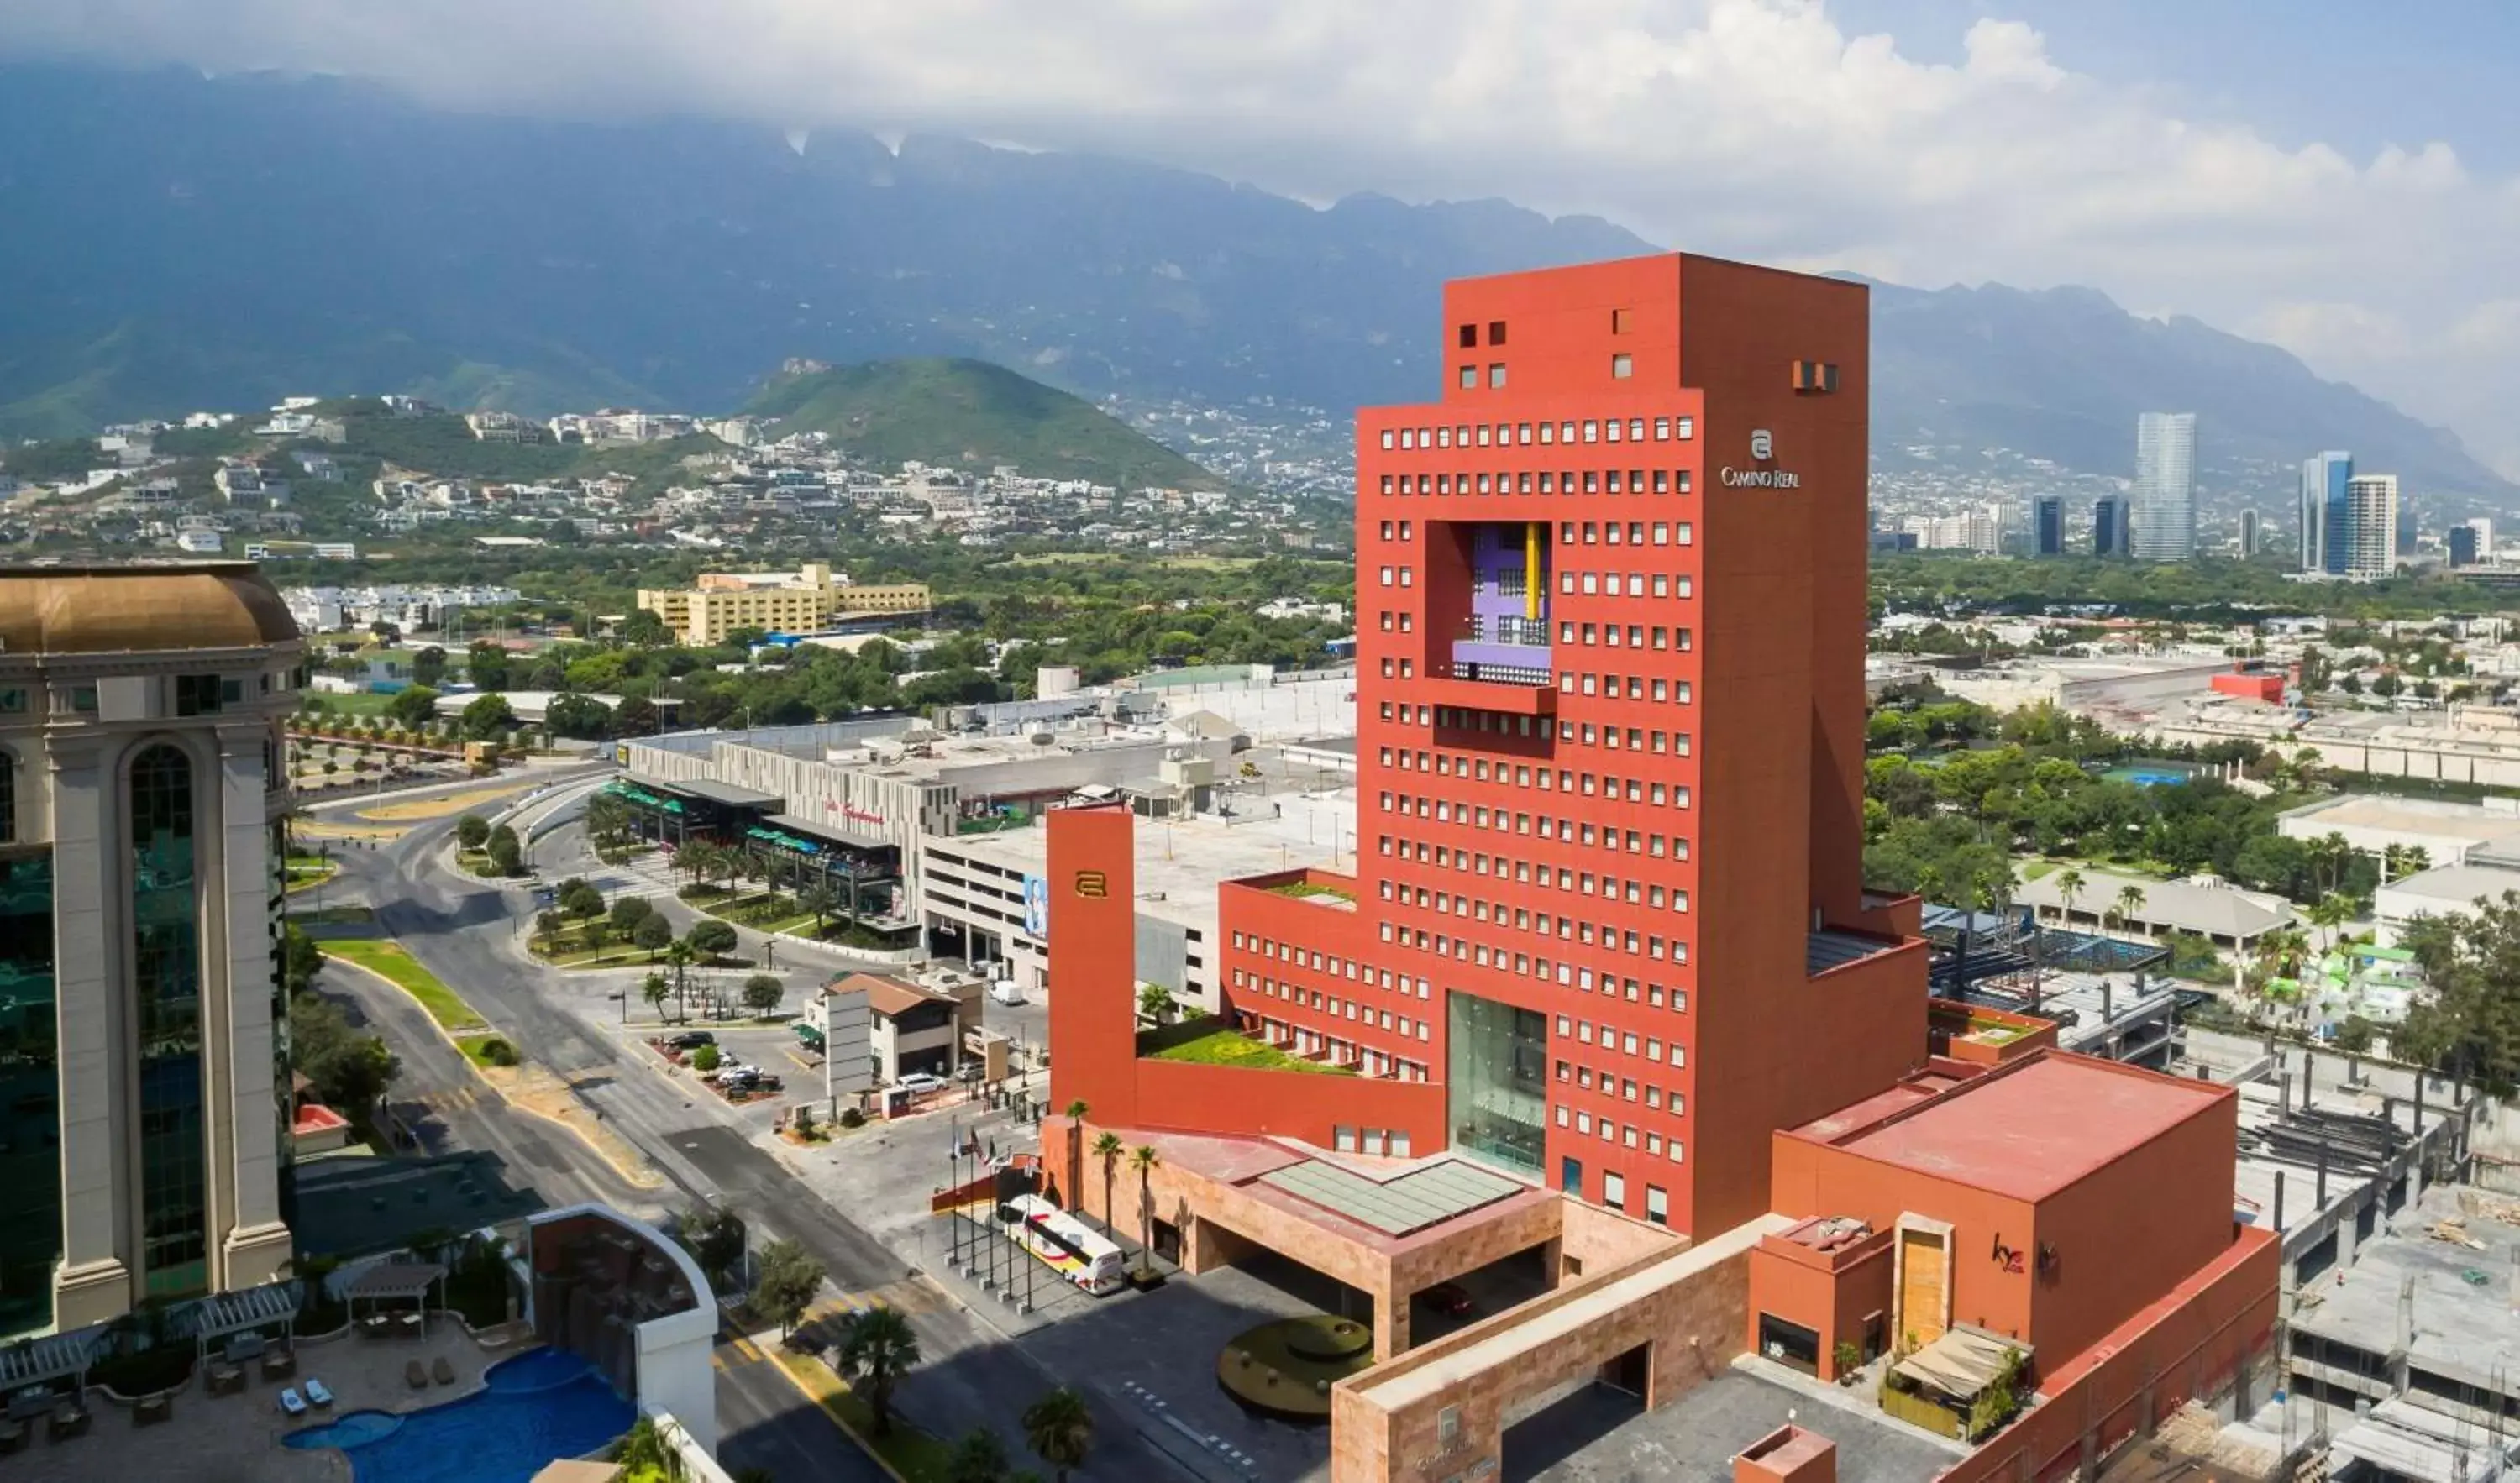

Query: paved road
[310,770,1169,1482]
[715,1332,890,1483]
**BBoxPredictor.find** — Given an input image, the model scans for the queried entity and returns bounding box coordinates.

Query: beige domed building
[0,563,304,1335]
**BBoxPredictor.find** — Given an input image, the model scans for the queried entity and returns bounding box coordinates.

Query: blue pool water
[283,1348,633,1483]
[2103,767,2192,788]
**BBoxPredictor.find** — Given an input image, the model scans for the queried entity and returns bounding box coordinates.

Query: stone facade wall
[1334,1223,1772,1483]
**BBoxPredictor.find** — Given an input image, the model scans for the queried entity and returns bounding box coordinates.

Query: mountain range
[0,62,2507,503]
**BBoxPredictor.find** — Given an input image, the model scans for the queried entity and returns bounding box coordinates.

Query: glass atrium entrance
[1447,992,1547,1176]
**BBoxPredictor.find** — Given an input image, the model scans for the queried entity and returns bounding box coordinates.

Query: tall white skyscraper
[2344,475,2400,578]
[2130,412,2198,560]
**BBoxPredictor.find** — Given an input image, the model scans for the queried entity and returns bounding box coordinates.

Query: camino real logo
[1720,428,1800,489]
[1073,870,1110,899]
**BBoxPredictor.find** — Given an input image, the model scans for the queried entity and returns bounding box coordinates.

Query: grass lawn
[361,783,529,822]
[294,905,377,930]
[2019,861,2058,880]
[1141,1017,1354,1075]
[774,1352,953,1483]
[531,923,664,971]
[324,938,487,1032]
[455,1033,517,1068]
[301,692,396,718]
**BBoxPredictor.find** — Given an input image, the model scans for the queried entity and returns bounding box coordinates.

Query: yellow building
[636,563,930,646]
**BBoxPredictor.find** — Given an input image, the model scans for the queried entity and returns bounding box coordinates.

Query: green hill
[743,358,1222,490]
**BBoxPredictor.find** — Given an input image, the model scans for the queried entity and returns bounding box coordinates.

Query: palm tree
[2054,867,2086,929]
[2108,884,2148,936]
[2308,892,2353,953]
[664,939,698,1013]
[1021,1387,1095,1483]
[1090,1132,1125,1235]
[1063,1098,1089,1210]
[1136,984,1177,1028]
[947,1427,1010,1483]
[837,1305,921,1437]
[1126,1145,1161,1276]
[800,883,843,938]
[641,972,672,1024]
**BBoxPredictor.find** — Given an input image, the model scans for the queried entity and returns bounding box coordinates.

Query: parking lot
[648,1022,822,1126]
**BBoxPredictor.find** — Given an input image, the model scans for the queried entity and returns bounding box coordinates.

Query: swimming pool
[2102,767,2193,788]
[283,1347,634,1483]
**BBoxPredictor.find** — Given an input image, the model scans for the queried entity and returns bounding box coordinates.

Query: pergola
[346,1260,449,1337]
[184,1282,299,1360]
[0,1326,110,1409]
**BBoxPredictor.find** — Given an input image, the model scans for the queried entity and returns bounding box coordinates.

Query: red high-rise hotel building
[1043,255,2276,1482]
[1073,253,1926,1237]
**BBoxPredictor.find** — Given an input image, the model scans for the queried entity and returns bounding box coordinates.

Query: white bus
[1003,1194,1128,1295]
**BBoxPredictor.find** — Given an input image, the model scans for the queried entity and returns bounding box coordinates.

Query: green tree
[466,642,512,692]
[664,937,698,1003]
[1127,1145,1161,1276]
[290,993,401,1110]
[584,791,634,852]
[459,693,518,741]
[753,1239,825,1336]
[1091,1131,1125,1236]
[1021,1387,1095,1483]
[621,608,671,647]
[2331,1015,2377,1056]
[635,913,676,958]
[609,895,654,939]
[561,880,607,921]
[2107,884,2148,934]
[675,1203,744,1288]
[743,973,785,1017]
[641,971,673,1021]
[545,692,613,740]
[412,646,449,687]
[837,1306,922,1436]
[2308,892,2354,952]
[456,813,491,851]
[1136,983,1177,1027]
[947,1427,1011,1483]
[2053,867,2085,928]
[281,924,325,995]
[687,920,740,959]
[388,684,442,729]
[486,830,524,877]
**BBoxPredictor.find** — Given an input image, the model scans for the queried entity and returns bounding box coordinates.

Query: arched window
[129,743,207,1298]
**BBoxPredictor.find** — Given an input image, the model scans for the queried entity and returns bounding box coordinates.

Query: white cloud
[3,0,2516,473]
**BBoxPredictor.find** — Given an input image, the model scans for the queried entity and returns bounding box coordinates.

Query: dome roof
[0,564,300,656]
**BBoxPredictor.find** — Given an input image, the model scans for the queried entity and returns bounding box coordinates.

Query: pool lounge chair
[277,1388,307,1417]
[404,1360,428,1390]
[431,1357,455,1386]
[304,1379,334,1409]
[46,1404,87,1442]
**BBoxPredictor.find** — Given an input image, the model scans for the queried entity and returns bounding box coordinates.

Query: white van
[989,980,1026,1007]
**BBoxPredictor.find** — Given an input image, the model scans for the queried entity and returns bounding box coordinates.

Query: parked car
[666,1030,715,1050]
[895,1072,949,1096]
[753,1073,784,1093]
[714,1065,761,1087]
[1419,1282,1474,1316]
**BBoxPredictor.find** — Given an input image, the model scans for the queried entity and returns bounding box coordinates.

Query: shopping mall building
[1046,254,2276,1483]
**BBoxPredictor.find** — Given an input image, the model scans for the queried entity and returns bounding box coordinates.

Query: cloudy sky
[8,0,2519,472]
